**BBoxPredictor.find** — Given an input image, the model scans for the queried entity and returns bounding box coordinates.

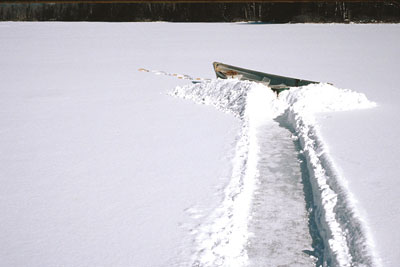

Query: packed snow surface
[1,22,400,267]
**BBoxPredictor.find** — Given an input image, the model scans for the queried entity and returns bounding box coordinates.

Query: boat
[213,62,319,93]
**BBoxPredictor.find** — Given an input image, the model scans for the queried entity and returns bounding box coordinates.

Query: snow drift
[170,79,379,267]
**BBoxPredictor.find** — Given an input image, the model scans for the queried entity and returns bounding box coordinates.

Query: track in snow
[246,121,320,267]
[171,79,378,267]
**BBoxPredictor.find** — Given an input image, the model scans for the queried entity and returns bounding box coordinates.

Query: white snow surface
[1,22,400,266]
[0,22,240,267]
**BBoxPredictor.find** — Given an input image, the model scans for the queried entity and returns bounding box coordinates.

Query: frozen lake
[1,22,399,266]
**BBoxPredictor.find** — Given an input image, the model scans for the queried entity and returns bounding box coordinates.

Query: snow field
[171,80,378,266]
[2,22,398,267]
[0,22,242,267]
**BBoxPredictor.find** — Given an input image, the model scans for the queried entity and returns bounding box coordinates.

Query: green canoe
[213,62,319,93]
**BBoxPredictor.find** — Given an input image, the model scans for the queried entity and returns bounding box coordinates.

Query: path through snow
[247,121,316,266]
[170,79,378,267]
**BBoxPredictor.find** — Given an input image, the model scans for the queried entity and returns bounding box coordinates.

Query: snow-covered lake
[0,22,399,267]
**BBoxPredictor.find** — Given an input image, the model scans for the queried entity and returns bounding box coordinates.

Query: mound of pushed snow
[172,80,375,121]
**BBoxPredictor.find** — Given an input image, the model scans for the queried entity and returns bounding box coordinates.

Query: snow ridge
[279,85,380,267]
[170,80,379,267]
[171,80,285,266]
[171,79,252,119]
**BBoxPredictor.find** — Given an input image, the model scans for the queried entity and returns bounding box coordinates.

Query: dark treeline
[0,1,399,22]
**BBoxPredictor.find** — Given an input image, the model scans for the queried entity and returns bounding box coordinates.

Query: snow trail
[170,79,379,267]
[246,121,316,267]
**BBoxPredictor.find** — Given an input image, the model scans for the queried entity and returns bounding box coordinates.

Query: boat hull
[213,62,319,93]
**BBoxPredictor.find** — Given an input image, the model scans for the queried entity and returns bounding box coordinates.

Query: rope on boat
[138,68,211,82]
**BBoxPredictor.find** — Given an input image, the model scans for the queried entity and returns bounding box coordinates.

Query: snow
[0,22,239,267]
[173,80,377,266]
[279,84,378,266]
[1,22,400,267]
[171,81,297,266]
